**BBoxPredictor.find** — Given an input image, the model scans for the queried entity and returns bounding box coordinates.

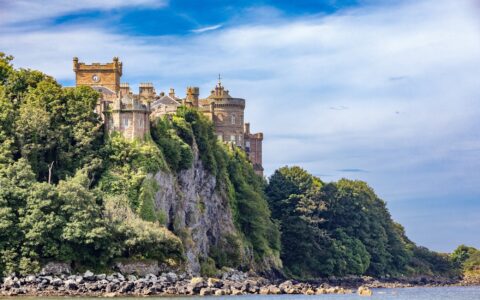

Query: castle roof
[151,94,181,110]
[92,86,116,95]
[207,82,232,100]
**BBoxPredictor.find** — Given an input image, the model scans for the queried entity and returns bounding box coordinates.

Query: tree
[0,159,36,274]
[323,179,410,276]
[266,166,333,278]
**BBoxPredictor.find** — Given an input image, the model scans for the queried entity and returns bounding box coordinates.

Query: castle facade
[73,57,263,175]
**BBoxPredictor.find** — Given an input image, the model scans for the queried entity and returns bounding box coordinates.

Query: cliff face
[153,148,239,274]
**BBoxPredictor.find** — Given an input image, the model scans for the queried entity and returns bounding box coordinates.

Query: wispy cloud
[191,24,223,33]
[0,0,167,26]
[329,105,349,110]
[338,168,368,173]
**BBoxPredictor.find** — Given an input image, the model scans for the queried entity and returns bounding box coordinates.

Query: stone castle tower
[199,80,245,147]
[73,57,150,140]
[73,57,263,175]
[73,57,122,93]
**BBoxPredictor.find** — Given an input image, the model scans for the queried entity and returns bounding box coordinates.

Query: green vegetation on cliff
[451,245,480,280]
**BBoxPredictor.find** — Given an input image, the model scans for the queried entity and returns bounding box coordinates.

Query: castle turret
[186,86,200,107]
[244,124,264,176]
[120,83,130,97]
[139,82,155,102]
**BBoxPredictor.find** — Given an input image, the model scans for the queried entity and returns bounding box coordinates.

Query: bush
[98,134,167,208]
[104,195,184,263]
[151,116,193,172]
[200,257,218,277]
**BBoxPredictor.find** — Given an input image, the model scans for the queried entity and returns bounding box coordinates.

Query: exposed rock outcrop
[153,147,240,274]
[40,262,71,276]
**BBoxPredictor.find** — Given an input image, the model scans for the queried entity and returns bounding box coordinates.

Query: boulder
[165,272,178,282]
[199,287,213,296]
[119,282,134,293]
[96,274,107,281]
[143,287,156,295]
[40,262,71,275]
[231,288,243,295]
[268,285,282,294]
[187,277,205,294]
[145,274,157,281]
[51,278,63,287]
[207,277,222,288]
[214,289,225,296]
[115,260,159,276]
[75,276,84,284]
[64,279,78,290]
[278,280,293,290]
[358,286,373,296]
[3,277,19,289]
[83,270,95,281]
[304,288,315,295]
[259,287,270,295]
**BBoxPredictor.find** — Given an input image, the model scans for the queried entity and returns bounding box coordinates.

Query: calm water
[10,286,480,300]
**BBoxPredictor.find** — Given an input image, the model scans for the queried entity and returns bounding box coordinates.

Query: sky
[1,0,479,252]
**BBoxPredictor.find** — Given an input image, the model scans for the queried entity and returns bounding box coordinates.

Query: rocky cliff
[153,146,240,274]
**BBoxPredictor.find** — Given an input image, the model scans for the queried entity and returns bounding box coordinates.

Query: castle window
[230,135,235,142]
[123,117,129,128]
[217,134,223,141]
[138,118,143,128]
[231,114,236,125]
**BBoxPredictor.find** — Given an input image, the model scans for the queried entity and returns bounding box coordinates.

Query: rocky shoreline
[0,269,472,297]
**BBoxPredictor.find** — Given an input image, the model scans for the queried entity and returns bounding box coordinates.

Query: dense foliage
[451,245,480,277]
[0,54,182,275]
[266,166,458,279]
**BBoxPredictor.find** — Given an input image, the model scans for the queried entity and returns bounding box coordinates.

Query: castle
[73,57,264,175]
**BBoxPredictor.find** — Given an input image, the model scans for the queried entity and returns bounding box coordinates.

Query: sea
[10,286,480,300]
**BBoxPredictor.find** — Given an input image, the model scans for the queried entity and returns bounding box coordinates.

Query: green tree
[0,53,14,84]
[266,166,334,278]
[0,159,37,274]
[323,179,410,276]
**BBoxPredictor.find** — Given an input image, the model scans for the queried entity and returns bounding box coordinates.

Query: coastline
[1,270,476,297]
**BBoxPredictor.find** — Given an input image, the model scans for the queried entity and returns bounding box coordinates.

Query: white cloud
[191,24,223,33]
[1,0,480,251]
[0,0,166,26]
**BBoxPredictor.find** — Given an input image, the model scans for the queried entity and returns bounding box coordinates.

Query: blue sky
[1,0,479,252]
